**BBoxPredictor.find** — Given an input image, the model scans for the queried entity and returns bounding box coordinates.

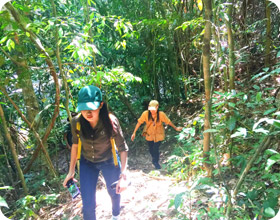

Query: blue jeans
[80,156,121,220]
[147,141,161,164]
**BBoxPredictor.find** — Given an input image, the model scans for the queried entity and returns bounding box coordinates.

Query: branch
[0,103,28,195]
[232,128,274,198]
[0,47,28,68]
[0,86,57,177]
[5,2,60,174]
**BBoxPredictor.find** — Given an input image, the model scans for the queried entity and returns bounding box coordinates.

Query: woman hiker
[63,85,129,220]
[131,100,182,169]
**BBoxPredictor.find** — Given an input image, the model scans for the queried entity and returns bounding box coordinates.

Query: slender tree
[225,0,235,91]
[5,2,60,176]
[51,0,72,120]
[265,0,271,68]
[202,0,212,176]
[0,104,28,195]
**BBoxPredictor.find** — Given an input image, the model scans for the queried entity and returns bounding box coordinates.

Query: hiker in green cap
[131,100,182,169]
[63,85,129,220]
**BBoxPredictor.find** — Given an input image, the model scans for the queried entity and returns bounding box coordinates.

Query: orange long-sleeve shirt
[138,110,171,142]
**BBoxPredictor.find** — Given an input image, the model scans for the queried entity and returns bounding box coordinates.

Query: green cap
[77,85,102,112]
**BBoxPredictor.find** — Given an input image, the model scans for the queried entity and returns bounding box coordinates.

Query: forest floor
[41,143,194,220]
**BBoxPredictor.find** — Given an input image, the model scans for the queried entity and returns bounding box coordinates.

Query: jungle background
[0,0,280,219]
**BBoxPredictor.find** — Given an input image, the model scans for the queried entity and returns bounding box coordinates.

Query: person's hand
[131,133,136,141]
[63,171,76,188]
[116,173,128,194]
[176,127,183,132]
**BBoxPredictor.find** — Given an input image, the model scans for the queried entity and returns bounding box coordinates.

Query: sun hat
[148,100,159,110]
[76,85,102,112]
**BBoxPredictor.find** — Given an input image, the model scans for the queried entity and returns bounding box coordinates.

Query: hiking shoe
[153,162,161,169]
[112,215,120,220]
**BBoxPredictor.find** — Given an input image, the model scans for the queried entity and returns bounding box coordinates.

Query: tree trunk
[51,0,72,120]
[226,0,235,91]
[240,0,248,46]
[0,104,28,195]
[0,86,57,177]
[0,48,40,127]
[0,132,15,190]
[17,66,40,126]
[202,0,212,176]
[265,0,271,68]
[152,30,159,100]
[6,2,60,176]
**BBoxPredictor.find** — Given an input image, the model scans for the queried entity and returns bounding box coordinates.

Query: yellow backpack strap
[109,113,119,167]
[72,113,82,160]
[76,121,82,160]
[110,137,118,166]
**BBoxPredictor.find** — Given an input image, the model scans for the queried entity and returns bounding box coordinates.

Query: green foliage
[11,193,59,219]
[0,186,13,209]
[169,177,228,219]
[167,58,280,218]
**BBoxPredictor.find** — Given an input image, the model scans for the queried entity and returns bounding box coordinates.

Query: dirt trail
[41,142,191,220]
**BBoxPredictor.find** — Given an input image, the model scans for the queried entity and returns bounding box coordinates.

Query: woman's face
[81,102,103,123]
[149,106,158,115]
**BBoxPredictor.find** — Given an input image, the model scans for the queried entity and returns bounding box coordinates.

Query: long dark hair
[80,102,113,138]
[148,110,160,123]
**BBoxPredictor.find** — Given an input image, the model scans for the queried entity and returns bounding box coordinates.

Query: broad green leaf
[0,196,8,208]
[174,192,184,210]
[264,207,275,217]
[256,92,262,102]
[0,36,7,44]
[264,108,277,116]
[6,39,15,51]
[73,51,78,59]
[265,149,279,155]
[273,121,280,128]
[259,74,271,82]
[58,27,63,38]
[227,117,236,131]
[203,129,218,133]
[270,68,280,74]
[253,128,269,134]
[253,118,276,131]
[224,13,229,22]
[266,154,280,171]
[231,127,247,138]
[252,85,261,90]
[0,186,13,190]
[168,199,174,208]
[247,190,258,200]
[277,50,280,58]
[251,72,266,81]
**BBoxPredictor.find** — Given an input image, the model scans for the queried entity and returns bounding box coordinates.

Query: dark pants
[80,156,121,220]
[147,141,161,164]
